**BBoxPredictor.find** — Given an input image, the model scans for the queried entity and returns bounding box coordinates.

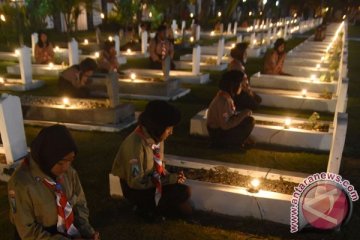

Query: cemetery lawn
[0,26,359,239]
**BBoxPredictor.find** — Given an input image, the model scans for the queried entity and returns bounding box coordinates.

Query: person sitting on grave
[97,40,119,73]
[314,24,326,41]
[214,21,222,33]
[58,58,98,98]
[229,42,262,111]
[263,38,292,76]
[8,125,100,240]
[34,31,55,64]
[149,25,175,70]
[111,100,192,221]
[207,70,255,149]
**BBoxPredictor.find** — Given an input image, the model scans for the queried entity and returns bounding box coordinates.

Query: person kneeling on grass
[8,125,100,240]
[207,70,255,149]
[111,100,192,221]
[263,38,292,76]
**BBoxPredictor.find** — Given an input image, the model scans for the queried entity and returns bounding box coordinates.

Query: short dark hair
[79,58,97,72]
[138,100,181,142]
[274,38,286,50]
[230,42,249,61]
[219,70,245,97]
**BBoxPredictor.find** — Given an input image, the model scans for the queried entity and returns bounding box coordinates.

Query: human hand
[177,171,186,184]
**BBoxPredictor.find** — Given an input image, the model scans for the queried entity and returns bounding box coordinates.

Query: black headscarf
[31,125,77,178]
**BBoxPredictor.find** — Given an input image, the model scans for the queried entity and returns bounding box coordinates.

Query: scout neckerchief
[42,177,80,238]
[135,126,165,206]
[217,90,236,113]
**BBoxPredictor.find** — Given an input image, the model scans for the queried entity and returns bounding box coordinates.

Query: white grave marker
[0,94,27,164]
[31,33,38,57]
[141,31,148,54]
[233,22,238,35]
[18,47,32,85]
[192,45,201,75]
[216,37,225,65]
[196,25,200,41]
[68,38,79,66]
[227,23,232,34]
[113,35,120,56]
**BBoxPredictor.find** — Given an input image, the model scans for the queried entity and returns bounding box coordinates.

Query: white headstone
[68,38,79,66]
[196,25,201,41]
[181,20,186,31]
[233,22,238,35]
[216,37,225,65]
[171,19,177,33]
[219,23,224,34]
[327,113,348,174]
[18,47,32,85]
[141,31,148,54]
[31,33,38,57]
[162,56,171,81]
[236,34,242,43]
[113,35,120,56]
[227,23,232,34]
[192,45,201,75]
[250,33,256,48]
[96,27,101,44]
[0,94,27,164]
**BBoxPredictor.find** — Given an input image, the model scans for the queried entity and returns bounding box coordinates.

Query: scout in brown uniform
[58,58,97,98]
[229,42,262,111]
[263,38,291,75]
[35,31,55,64]
[8,125,99,240]
[111,100,191,221]
[149,25,175,70]
[97,40,119,73]
[207,70,255,149]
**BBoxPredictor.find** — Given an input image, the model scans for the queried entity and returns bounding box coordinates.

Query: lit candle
[63,97,70,107]
[94,52,100,58]
[14,49,20,56]
[108,36,113,42]
[284,118,292,129]
[130,72,136,81]
[0,77,4,84]
[48,62,54,69]
[301,89,307,97]
[0,14,6,22]
[190,36,194,43]
[127,48,132,54]
[310,74,317,82]
[54,46,60,52]
[210,31,215,36]
[100,13,105,19]
[217,11,222,17]
[84,39,89,45]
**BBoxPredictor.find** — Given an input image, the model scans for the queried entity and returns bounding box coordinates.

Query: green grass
[0,26,360,240]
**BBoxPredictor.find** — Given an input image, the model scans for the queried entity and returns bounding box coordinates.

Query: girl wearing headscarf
[8,125,99,240]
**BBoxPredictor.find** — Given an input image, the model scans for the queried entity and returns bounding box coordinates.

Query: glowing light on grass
[301,89,307,97]
[284,118,292,129]
[149,12,152,18]
[62,97,70,107]
[48,62,54,69]
[217,11,222,17]
[0,14,6,22]
[94,52,100,58]
[127,48,132,54]
[108,36,113,42]
[190,13,194,18]
[190,36,194,43]
[54,46,60,52]
[130,72,136,81]
[210,31,215,36]
[14,49,19,56]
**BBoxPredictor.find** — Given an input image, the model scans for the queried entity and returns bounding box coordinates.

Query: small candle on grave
[217,11,222,17]
[301,89,307,97]
[108,36,113,42]
[94,52,100,58]
[0,14,6,22]
[14,49,20,56]
[63,97,70,107]
[248,178,261,193]
[0,77,4,85]
[48,62,54,69]
[126,48,132,54]
[310,74,317,82]
[190,36,194,43]
[284,118,292,129]
[149,12,152,18]
[84,39,89,45]
[100,13,105,19]
[130,73,136,81]
[54,46,60,52]
[210,31,215,36]
[231,43,235,49]
[190,13,194,18]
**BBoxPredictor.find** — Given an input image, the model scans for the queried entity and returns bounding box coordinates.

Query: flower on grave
[308,112,320,128]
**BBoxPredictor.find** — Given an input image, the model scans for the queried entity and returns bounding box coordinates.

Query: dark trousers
[234,91,262,111]
[120,179,191,217]
[58,77,90,98]
[207,116,255,148]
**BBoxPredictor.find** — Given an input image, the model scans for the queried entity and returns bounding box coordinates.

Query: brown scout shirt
[35,43,55,64]
[111,126,178,190]
[263,49,285,74]
[149,38,174,62]
[8,158,95,240]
